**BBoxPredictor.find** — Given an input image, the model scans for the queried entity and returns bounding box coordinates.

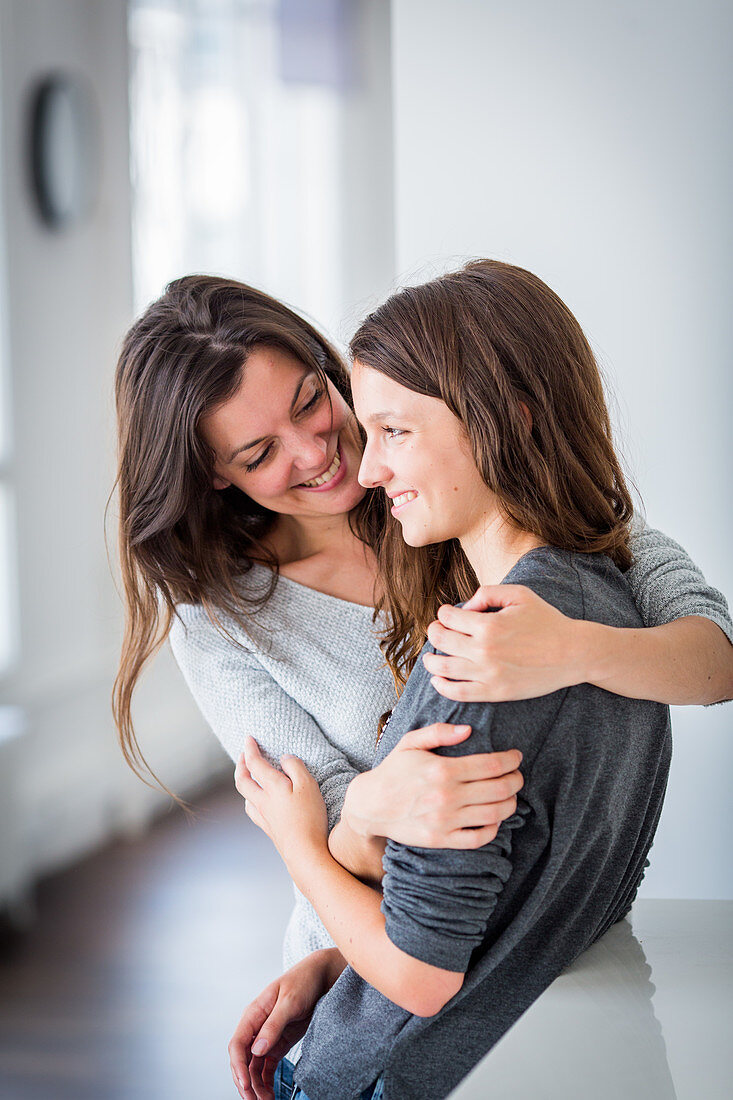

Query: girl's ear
[518,402,533,431]
[213,474,232,490]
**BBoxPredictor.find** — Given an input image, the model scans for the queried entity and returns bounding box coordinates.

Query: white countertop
[451,900,732,1099]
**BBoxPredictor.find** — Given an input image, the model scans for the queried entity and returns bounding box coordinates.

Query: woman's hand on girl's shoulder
[343,723,524,851]
[423,584,587,703]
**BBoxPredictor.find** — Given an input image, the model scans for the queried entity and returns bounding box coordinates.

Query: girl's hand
[423,584,584,703]
[342,723,524,850]
[228,948,345,1100]
[235,736,328,868]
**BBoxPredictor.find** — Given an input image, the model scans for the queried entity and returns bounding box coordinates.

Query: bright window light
[129,0,342,331]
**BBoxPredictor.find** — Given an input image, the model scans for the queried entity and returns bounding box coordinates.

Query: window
[129,0,344,333]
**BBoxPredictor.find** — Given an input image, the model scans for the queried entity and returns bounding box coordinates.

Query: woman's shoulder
[169,562,377,659]
[171,563,278,628]
[169,567,271,651]
[169,599,247,660]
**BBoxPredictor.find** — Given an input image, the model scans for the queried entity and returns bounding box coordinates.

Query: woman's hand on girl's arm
[426,585,733,706]
[329,724,523,883]
[228,947,346,1100]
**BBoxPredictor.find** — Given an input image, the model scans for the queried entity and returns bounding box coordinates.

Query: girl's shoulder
[505,546,641,630]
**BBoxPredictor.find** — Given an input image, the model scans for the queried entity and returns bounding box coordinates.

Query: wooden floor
[0,782,294,1100]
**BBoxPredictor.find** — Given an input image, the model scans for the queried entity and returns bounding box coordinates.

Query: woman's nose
[289,428,329,471]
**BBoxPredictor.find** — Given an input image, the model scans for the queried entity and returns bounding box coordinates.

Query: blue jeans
[274,1057,384,1100]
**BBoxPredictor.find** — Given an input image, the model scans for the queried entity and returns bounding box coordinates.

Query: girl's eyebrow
[363,409,400,424]
[223,371,312,463]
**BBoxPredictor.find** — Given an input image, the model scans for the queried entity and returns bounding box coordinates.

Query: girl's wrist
[284,834,331,885]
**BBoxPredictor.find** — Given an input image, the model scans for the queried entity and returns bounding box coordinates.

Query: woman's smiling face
[199,346,366,519]
[351,360,496,548]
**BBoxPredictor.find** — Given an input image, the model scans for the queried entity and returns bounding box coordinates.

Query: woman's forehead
[200,347,312,455]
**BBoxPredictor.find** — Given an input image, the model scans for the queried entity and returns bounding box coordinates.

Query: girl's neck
[460,513,545,587]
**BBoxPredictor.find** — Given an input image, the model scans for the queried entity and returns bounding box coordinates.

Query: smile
[298,444,346,491]
[390,490,418,516]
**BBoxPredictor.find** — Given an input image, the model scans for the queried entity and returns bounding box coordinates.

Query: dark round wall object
[30,74,97,230]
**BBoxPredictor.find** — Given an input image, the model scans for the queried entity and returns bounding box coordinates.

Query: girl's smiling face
[199,346,366,519]
[351,360,496,548]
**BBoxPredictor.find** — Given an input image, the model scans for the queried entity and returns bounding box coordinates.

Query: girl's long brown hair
[350,259,635,687]
[112,274,368,788]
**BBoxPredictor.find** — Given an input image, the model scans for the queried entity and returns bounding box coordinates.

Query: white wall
[335,0,396,338]
[390,0,732,897]
[0,0,222,906]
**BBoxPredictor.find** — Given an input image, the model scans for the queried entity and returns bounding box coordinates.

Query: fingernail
[456,725,471,734]
[252,1039,267,1055]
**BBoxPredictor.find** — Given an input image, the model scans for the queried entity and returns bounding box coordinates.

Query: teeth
[393,490,418,508]
[301,449,341,488]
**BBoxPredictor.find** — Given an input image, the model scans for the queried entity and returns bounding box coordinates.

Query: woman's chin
[342,481,368,510]
[325,464,366,513]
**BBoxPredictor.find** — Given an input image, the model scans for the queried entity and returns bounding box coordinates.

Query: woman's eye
[382,426,406,439]
[300,386,324,414]
[244,443,273,472]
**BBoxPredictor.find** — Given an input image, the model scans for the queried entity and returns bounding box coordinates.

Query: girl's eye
[244,443,273,472]
[382,426,406,439]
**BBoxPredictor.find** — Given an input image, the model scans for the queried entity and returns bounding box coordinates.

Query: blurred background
[0,1,730,1098]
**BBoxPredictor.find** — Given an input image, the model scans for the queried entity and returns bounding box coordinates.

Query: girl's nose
[358,439,388,489]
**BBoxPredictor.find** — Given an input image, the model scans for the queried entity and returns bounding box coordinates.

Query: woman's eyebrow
[223,371,312,463]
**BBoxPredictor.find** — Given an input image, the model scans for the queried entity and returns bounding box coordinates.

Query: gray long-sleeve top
[169,524,731,971]
[295,547,673,1100]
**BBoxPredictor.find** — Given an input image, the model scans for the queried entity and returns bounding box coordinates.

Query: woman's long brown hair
[350,259,635,687]
[112,274,367,789]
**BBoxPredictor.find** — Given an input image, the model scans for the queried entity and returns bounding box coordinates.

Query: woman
[233,260,688,1100]
[111,276,731,1093]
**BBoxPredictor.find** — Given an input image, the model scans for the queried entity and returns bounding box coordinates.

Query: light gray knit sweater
[169,525,731,968]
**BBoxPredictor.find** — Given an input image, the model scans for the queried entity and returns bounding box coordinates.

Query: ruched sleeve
[381,805,528,971]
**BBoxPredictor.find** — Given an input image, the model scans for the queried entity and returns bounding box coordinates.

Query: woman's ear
[213,474,232,490]
[518,402,533,431]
